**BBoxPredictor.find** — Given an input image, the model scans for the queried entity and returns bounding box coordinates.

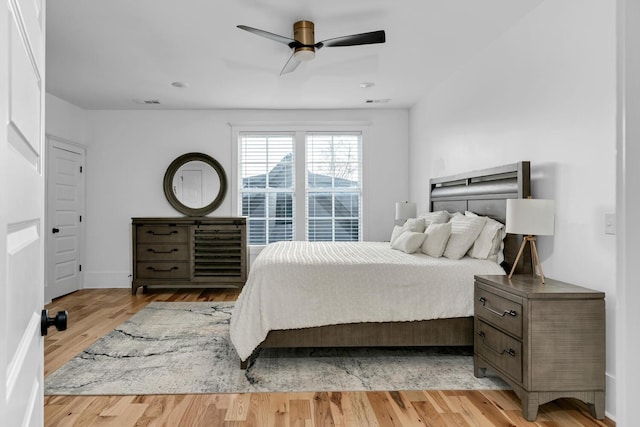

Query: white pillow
[489,229,507,264]
[495,237,506,265]
[468,216,505,260]
[389,218,425,245]
[391,231,427,254]
[390,225,404,245]
[420,223,452,257]
[417,210,450,227]
[443,215,487,260]
[403,217,426,233]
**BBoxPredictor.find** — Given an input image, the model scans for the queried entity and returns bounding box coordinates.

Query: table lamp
[395,201,417,223]
[506,198,555,283]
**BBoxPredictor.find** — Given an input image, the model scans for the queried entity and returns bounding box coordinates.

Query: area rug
[44,302,508,395]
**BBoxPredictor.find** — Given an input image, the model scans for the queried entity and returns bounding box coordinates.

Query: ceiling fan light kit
[237,20,385,75]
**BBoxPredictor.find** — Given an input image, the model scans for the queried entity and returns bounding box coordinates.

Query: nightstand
[473,274,605,421]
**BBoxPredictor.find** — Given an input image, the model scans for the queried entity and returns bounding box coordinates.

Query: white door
[46,139,85,301]
[1,0,47,425]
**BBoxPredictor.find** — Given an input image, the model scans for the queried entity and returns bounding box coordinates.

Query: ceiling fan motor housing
[293,20,315,59]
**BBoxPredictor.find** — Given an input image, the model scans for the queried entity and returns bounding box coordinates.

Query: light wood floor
[44,289,615,427]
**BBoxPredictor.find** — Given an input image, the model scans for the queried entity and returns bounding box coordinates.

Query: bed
[231,161,531,368]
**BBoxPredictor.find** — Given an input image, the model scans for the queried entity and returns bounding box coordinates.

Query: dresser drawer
[137,244,189,261]
[475,287,522,338]
[475,320,522,383]
[136,262,189,279]
[136,226,188,243]
[193,225,243,242]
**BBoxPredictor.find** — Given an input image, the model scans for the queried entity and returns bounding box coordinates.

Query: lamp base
[508,235,545,283]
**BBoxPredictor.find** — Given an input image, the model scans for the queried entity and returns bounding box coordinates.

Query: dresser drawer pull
[146,230,178,236]
[147,248,179,254]
[478,332,516,357]
[479,297,517,317]
[146,266,178,272]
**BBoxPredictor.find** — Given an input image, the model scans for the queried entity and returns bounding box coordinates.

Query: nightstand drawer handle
[478,332,516,357]
[479,297,517,317]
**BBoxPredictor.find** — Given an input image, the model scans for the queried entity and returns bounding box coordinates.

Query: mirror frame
[163,152,228,216]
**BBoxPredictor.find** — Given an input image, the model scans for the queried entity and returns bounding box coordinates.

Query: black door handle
[52,227,60,234]
[41,309,68,336]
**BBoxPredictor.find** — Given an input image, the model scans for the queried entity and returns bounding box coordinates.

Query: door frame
[45,135,86,303]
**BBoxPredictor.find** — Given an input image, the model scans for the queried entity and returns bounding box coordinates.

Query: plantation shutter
[306,132,362,242]
[239,133,295,244]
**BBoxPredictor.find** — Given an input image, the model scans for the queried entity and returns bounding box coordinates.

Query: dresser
[473,274,605,421]
[132,217,247,294]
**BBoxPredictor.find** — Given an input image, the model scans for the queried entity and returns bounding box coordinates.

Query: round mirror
[163,152,228,216]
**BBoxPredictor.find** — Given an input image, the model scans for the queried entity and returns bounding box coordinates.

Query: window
[306,133,361,242]
[239,133,295,245]
[238,130,362,245]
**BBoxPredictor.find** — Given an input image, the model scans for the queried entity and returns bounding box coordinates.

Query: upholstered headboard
[429,161,531,273]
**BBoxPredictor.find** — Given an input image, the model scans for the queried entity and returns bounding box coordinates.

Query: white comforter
[230,241,505,361]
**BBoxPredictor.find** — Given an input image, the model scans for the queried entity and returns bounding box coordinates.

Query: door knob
[52,227,60,234]
[41,309,68,336]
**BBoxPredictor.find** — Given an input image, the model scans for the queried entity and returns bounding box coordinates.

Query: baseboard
[84,271,131,289]
[605,372,615,421]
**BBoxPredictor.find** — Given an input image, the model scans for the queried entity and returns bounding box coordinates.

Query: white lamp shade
[395,201,417,221]
[506,199,555,236]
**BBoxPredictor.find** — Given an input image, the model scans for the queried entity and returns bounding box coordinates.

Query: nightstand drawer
[475,320,522,382]
[475,287,522,338]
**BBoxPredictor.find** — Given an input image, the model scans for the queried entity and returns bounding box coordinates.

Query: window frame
[305,131,363,242]
[238,132,296,244]
[231,122,368,249]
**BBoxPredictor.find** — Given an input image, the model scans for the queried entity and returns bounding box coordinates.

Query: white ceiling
[46,0,543,110]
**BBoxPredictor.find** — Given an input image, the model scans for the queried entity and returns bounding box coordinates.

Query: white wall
[83,109,409,288]
[408,0,617,418]
[45,94,88,143]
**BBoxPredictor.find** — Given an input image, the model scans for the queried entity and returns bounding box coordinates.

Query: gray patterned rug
[44,302,508,395]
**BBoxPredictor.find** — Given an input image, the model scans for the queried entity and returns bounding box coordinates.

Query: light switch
[605,213,616,235]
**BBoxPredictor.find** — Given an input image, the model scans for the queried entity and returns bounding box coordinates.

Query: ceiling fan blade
[237,25,296,46]
[316,30,386,49]
[280,52,302,75]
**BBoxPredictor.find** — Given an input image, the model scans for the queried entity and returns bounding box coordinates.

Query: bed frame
[240,161,531,368]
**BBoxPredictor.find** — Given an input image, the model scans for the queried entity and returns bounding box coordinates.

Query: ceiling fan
[237,21,386,75]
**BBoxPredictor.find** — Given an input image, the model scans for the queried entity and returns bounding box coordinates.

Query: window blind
[306,132,362,242]
[239,133,295,244]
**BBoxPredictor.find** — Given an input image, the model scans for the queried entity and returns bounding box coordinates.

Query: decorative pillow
[467,216,505,260]
[390,225,404,246]
[403,217,426,233]
[488,229,507,264]
[389,218,425,245]
[443,215,487,260]
[417,210,450,228]
[494,237,506,264]
[390,231,427,254]
[420,223,452,257]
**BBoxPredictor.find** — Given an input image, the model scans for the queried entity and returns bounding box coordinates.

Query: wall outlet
[605,213,616,235]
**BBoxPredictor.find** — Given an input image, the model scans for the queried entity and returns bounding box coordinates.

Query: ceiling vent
[365,98,391,104]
